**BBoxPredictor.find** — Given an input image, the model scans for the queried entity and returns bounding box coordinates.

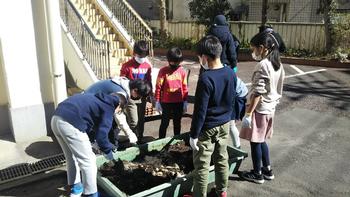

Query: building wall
[126,0,159,20]
[0,41,10,136]
[247,0,323,22]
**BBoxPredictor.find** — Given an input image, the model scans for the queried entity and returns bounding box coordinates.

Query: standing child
[239,32,285,184]
[51,93,121,197]
[189,35,236,197]
[155,47,188,138]
[229,77,248,148]
[120,40,152,142]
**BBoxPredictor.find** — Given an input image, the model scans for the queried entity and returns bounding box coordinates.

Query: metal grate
[29,154,66,174]
[0,154,66,184]
[0,164,32,183]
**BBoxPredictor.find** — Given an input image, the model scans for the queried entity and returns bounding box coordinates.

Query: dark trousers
[159,102,183,138]
[250,142,271,173]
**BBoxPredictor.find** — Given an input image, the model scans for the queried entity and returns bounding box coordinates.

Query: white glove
[183,101,188,114]
[126,130,138,144]
[241,113,252,129]
[104,151,114,161]
[155,101,162,114]
[189,137,199,151]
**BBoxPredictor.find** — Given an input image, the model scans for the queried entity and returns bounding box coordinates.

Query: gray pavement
[0,58,349,197]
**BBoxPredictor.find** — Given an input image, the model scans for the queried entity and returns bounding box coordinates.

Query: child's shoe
[262,167,275,180]
[240,170,264,184]
[83,192,99,197]
[70,183,83,197]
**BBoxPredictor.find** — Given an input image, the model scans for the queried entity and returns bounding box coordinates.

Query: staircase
[61,0,153,78]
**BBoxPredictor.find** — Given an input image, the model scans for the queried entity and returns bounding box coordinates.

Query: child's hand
[155,102,162,114]
[242,113,252,129]
[183,101,188,114]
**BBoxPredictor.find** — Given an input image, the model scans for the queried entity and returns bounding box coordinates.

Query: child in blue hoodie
[51,93,120,197]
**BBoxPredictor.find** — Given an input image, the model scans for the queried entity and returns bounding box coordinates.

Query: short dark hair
[166,47,183,62]
[196,35,222,60]
[133,40,149,57]
[129,79,151,98]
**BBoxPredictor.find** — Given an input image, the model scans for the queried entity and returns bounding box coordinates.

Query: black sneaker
[240,170,264,184]
[262,167,275,180]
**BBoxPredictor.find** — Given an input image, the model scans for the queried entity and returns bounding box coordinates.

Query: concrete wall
[0,40,10,137]
[0,1,48,142]
[61,23,98,90]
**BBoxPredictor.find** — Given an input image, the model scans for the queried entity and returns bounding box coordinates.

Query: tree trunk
[262,0,268,26]
[323,0,334,53]
[159,0,168,39]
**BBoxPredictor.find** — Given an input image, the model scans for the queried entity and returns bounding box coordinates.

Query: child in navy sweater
[189,35,236,197]
[51,93,121,197]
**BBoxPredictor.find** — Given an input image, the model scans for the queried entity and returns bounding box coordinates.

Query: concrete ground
[0,57,349,197]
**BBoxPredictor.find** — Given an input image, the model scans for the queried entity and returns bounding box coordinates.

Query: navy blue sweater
[54,93,119,154]
[190,66,236,138]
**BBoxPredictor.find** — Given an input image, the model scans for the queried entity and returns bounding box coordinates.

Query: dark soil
[99,141,193,195]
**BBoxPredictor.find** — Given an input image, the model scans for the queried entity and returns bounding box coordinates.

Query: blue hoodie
[53,93,119,154]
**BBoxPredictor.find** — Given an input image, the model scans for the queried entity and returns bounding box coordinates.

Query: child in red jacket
[120,40,152,142]
[155,47,188,138]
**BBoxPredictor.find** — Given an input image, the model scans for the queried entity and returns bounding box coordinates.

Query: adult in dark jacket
[208,15,238,72]
[51,93,121,197]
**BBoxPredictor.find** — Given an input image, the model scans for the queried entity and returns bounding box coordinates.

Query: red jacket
[120,58,152,84]
[155,66,188,103]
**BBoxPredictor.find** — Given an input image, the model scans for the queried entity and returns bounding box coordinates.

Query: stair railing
[101,0,153,56]
[60,0,111,79]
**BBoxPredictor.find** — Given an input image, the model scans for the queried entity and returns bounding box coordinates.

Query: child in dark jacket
[230,77,248,148]
[51,93,121,197]
[155,47,188,138]
[208,15,238,72]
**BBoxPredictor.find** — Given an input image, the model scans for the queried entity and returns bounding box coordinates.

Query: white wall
[0,1,52,141]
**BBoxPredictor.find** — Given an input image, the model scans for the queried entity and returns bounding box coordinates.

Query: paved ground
[1,57,349,197]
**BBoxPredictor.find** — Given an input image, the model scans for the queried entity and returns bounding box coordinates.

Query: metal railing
[60,0,111,79]
[101,0,153,56]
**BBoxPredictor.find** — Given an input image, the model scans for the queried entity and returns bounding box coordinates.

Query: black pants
[250,142,271,173]
[159,102,184,139]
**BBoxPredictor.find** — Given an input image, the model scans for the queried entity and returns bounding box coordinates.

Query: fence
[60,0,110,80]
[148,20,325,52]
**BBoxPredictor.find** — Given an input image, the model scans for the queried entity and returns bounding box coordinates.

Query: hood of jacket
[209,25,232,43]
[95,92,120,109]
[111,76,131,101]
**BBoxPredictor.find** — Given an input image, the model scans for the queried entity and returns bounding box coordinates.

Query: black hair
[196,35,222,60]
[129,79,151,98]
[258,25,286,53]
[166,47,183,63]
[133,40,149,57]
[250,32,281,71]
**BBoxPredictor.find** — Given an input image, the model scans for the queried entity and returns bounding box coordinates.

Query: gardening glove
[155,101,162,114]
[104,150,114,161]
[241,113,252,129]
[183,101,188,114]
[189,137,199,151]
[125,129,138,144]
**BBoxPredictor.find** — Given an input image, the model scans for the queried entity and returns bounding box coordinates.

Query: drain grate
[0,153,66,185]
[29,154,66,174]
[0,164,32,182]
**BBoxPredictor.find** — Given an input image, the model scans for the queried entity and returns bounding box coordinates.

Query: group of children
[51,17,285,196]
